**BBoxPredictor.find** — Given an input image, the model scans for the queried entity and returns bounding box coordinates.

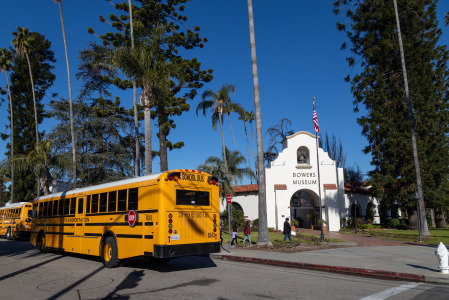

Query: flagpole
[313,97,324,241]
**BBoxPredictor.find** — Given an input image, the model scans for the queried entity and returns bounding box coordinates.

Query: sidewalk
[211,231,449,284]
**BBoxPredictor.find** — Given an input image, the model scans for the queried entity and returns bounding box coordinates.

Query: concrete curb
[212,253,436,283]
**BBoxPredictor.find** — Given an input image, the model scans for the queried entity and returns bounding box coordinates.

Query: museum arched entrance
[290,190,319,229]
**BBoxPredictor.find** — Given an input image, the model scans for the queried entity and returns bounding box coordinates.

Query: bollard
[433,242,449,274]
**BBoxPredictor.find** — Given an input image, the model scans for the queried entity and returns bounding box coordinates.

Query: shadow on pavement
[121,254,217,273]
[406,264,439,273]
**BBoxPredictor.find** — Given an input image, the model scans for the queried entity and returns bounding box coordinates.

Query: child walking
[231,223,238,245]
[242,221,251,245]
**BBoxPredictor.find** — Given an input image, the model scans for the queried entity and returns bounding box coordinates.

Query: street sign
[226,194,232,204]
[128,210,137,227]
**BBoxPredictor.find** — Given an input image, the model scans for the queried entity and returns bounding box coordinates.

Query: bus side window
[86,195,91,214]
[43,202,48,217]
[78,197,84,214]
[54,200,58,216]
[58,198,64,215]
[33,203,38,218]
[64,198,70,215]
[108,191,117,212]
[128,188,138,211]
[117,190,127,211]
[38,203,43,217]
[91,194,99,213]
[48,201,53,216]
[99,193,107,213]
[70,197,76,215]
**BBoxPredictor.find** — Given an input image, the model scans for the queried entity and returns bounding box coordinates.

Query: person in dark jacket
[283,218,292,243]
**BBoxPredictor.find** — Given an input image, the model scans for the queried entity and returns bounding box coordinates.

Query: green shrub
[221,207,245,229]
[386,218,400,228]
[251,218,259,230]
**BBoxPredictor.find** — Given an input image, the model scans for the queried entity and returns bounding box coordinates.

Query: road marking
[360,282,423,300]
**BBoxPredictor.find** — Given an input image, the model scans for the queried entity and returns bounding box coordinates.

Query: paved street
[1,239,449,299]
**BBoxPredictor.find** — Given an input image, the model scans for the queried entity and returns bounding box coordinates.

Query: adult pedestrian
[283,217,292,243]
[242,221,251,245]
[231,222,238,245]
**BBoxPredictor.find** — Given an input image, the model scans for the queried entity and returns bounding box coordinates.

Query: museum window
[297,146,310,164]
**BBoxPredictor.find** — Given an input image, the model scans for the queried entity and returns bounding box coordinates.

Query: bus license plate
[170,234,179,241]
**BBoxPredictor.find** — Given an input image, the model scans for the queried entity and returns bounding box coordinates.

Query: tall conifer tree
[4,31,56,201]
[334,0,449,229]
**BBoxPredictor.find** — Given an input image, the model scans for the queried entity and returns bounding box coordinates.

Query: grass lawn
[341,228,449,245]
[220,230,345,245]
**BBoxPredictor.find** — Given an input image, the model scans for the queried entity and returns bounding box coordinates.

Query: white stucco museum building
[223,131,380,232]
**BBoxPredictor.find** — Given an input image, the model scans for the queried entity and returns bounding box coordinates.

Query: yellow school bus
[30,169,220,267]
[0,202,34,240]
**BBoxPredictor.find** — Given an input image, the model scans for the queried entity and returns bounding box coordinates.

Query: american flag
[313,100,319,133]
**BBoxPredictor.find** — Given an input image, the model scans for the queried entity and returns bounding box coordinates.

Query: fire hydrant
[433,242,449,274]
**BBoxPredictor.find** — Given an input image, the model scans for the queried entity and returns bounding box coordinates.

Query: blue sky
[1,0,448,183]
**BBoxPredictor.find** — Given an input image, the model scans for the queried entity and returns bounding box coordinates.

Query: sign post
[226,194,232,252]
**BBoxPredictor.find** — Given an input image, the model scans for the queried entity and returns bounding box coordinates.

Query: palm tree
[246,110,257,177]
[265,118,295,160]
[0,48,14,202]
[247,0,270,245]
[196,83,242,173]
[238,110,253,184]
[53,0,77,189]
[127,0,140,177]
[13,140,60,196]
[103,26,173,174]
[198,147,254,201]
[12,27,39,145]
[222,94,244,152]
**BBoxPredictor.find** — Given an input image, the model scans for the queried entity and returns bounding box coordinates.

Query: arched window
[297,146,310,164]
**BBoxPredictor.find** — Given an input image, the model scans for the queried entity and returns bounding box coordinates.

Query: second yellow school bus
[30,169,220,267]
[0,202,34,240]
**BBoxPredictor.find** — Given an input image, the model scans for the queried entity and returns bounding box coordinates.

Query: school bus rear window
[176,190,210,206]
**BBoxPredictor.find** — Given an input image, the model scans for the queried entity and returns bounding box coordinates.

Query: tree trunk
[144,106,152,174]
[393,0,430,236]
[250,120,257,179]
[218,110,228,173]
[430,208,436,228]
[247,0,270,245]
[159,122,168,172]
[407,207,419,230]
[435,208,447,229]
[244,122,252,184]
[5,70,14,202]
[25,50,38,145]
[58,1,77,189]
[128,0,140,177]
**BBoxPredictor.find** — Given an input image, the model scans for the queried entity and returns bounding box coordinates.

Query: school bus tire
[6,227,12,240]
[101,236,119,268]
[37,232,47,253]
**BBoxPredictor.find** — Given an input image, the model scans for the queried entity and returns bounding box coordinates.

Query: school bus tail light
[166,172,180,181]
[168,213,173,234]
[213,214,217,233]
[207,176,219,186]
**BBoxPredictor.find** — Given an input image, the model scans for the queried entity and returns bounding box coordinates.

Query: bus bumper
[152,242,220,258]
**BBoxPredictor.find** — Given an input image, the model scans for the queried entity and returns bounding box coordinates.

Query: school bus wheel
[38,232,46,253]
[102,236,119,268]
[6,227,12,240]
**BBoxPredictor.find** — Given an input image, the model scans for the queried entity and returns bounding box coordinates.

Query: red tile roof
[344,183,373,195]
[234,184,259,193]
[324,184,337,190]
[274,184,287,190]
